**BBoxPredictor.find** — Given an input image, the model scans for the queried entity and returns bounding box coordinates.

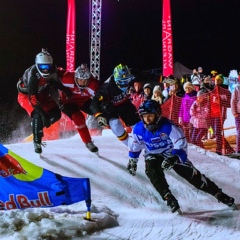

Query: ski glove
[161,154,179,170]
[127,158,138,176]
[97,115,109,126]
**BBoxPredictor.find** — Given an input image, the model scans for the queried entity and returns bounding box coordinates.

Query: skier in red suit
[59,64,100,153]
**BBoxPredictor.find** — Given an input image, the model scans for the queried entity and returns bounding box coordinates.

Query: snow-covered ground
[1,130,240,240]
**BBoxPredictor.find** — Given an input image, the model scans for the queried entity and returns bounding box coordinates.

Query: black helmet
[138,100,161,131]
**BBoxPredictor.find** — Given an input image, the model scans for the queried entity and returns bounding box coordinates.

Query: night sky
[1,0,240,101]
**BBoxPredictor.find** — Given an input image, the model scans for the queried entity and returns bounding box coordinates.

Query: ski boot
[215,190,237,210]
[34,142,42,154]
[85,141,99,153]
[164,192,182,214]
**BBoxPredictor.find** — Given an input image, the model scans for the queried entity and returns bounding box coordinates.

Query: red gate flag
[162,0,173,77]
[66,0,76,72]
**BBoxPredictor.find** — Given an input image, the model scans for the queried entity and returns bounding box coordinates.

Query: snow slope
[1,130,240,240]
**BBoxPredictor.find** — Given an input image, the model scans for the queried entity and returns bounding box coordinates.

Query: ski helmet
[113,64,134,91]
[75,64,91,89]
[35,48,53,78]
[138,100,162,131]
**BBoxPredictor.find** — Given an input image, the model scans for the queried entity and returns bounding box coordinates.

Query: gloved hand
[161,154,179,171]
[97,115,109,126]
[127,158,138,176]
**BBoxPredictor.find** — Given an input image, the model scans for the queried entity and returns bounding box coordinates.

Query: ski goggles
[38,64,52,70]
[115,76,134,88]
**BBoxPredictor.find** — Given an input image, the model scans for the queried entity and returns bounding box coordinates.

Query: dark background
[1,0,240,143]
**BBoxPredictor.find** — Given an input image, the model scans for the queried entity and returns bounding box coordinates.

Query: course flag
[66,0,76,72]
[0,144,91,213]
[162,0,173,77]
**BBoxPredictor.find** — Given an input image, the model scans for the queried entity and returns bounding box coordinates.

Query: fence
[161,85,236,155]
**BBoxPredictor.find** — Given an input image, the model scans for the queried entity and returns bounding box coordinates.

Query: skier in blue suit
[127,99,236,213]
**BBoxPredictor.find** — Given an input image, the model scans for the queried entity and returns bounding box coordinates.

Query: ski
[83,217,99,222]
[224,153,240,160]
[230,203,238,210]
[177,209,183,215]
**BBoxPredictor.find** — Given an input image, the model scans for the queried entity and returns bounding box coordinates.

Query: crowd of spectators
[128,67,238,155]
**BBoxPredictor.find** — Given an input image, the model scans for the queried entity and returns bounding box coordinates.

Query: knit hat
[183,82,194,91]
[143,83,152,90]
[153,85,161,93]
[211,70,218,75]
[215,74,224,84]
[198,67,203,71]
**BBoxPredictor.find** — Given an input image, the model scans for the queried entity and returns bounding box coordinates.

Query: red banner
[66,0,76,72]
[162,0,173,77]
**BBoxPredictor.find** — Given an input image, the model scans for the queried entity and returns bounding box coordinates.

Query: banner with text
[66,0,76,72]
[0,144,91,210]
[162,0,173,77]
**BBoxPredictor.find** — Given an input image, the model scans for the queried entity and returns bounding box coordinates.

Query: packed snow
[1,129,240,240]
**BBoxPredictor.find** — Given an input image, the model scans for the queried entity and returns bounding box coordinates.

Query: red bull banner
[0,144,91,210]
[162,0,173,77]
[66,0,76,72]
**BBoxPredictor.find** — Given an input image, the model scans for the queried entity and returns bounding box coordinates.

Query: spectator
[191,68,201,92]
[143,83,153,101]
[211,70,218,82]
[231,80,240,153]
[197,66,206,80]
[152,85,163,104]
[178,82,197,142]
[162,78,171,101]
[190,91,209,148]
[210,74,234,155]
[129,80,144,110]
[201,76,214,92]
[170,79,185,98]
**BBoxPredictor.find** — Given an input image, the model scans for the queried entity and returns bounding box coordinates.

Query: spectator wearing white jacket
[231,82,240,153]
[152,85,163,104]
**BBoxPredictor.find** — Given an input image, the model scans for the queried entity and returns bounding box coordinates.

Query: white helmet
[75,64,91,89]
[35,48,53,78]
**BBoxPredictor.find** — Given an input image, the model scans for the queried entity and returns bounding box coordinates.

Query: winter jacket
[90,76,140,126]
[179,91,197,123]
[17,65,70,114]
[152,85,163,104]
[128,117,188,163]
[190,100,209,129]
[209,85,231,120]
[60,71,100,107]
[231,83,240,116]
[129,91,144,110]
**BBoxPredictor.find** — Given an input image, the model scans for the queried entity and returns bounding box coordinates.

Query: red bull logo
[0,154,27,177]
[0,191,53,210]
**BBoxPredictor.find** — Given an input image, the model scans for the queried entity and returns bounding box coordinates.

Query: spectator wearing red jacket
[129,80,144,110]
[209,74,234,155]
